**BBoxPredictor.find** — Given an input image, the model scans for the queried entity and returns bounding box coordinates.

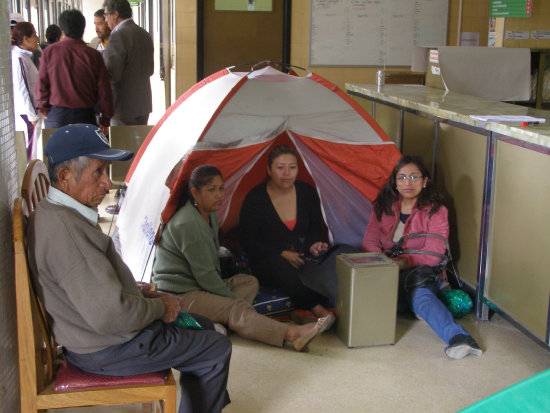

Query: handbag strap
[387,232,450,271]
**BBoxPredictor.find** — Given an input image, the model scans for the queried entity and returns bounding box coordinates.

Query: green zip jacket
[152,201,236,299]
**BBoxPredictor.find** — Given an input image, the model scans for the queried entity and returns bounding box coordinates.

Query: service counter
[346,83,550,347]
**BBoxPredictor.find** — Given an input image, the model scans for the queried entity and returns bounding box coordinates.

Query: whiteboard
[309,0,449,67]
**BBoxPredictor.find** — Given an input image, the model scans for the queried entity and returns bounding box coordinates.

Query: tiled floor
[60,194,550,413]
[55,312,549,413]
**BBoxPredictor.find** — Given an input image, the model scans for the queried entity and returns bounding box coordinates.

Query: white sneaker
[445,334,483,359]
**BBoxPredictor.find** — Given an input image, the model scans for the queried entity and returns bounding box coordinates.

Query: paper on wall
[505,31,530,40]
[532,31,550,40]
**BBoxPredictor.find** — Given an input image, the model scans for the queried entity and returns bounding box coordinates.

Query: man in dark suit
[102,0,154,125]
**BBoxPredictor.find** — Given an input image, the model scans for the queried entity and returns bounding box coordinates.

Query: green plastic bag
[438,289,473,319]
[169,311,204,330]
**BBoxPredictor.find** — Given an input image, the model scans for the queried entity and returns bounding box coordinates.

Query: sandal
[290,315,334,351]
[317,313,335,333]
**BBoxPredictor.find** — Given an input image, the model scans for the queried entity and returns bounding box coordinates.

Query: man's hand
[160,295,181,323]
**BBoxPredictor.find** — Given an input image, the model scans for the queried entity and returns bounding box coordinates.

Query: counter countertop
[345,84,550,148]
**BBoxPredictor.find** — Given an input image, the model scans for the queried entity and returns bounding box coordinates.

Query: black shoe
[445,334,483,359]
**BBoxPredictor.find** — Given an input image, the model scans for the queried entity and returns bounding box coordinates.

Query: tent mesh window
[0,4,22,412]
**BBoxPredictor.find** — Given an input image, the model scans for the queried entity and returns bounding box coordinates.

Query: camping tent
[116,65,401,280]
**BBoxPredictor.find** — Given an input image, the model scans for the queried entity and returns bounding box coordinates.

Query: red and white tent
[117,65,401,280]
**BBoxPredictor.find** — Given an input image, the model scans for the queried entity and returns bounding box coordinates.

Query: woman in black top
[240,145,335,324]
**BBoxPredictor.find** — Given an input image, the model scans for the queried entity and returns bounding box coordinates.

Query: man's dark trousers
[65,319,232,413]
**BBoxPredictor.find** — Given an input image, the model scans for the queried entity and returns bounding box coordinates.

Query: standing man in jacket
[102,0,154,125]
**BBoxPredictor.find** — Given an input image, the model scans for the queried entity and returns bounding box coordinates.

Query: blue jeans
[401,280,468,345]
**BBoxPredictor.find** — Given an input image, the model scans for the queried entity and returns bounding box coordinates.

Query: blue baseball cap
[45,124,134,164]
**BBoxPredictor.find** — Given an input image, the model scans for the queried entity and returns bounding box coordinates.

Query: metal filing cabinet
[335,253,399,348]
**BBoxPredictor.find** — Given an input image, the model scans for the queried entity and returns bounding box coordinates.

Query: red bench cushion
[54,361,168,391]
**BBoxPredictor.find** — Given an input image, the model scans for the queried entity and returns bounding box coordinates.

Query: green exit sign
[490,0,532,17]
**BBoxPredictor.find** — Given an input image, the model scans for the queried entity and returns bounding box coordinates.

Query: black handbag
[385,233,451,292]
[219,251,253,278]
[399,265,440,292]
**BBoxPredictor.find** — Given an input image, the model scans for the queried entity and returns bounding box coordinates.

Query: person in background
[36,9,113,134]
[28,124,232,413]
[240,145,336,326]
[103,0,154,125]
[40,24,62,49]
[11,22,42,160]
[362,155,483,360]
[153,165,333,352]
[9,12,25,27]
[89,9,111,52]
[10,12,41,68]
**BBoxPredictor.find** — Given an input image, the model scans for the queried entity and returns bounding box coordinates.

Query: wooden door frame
[196,0,291,81]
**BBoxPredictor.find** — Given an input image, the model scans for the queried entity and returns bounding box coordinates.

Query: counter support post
[432,121,439,181]
[475,133,496,321]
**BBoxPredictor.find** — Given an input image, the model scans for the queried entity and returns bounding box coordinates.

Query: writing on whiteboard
[309,0,449,67]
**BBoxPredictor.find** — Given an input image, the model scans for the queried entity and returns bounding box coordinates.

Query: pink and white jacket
[362,200,449,269]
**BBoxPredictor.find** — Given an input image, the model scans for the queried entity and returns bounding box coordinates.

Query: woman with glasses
[362,155,482,359]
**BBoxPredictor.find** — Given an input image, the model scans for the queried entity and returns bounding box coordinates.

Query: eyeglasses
[396,174,423,183]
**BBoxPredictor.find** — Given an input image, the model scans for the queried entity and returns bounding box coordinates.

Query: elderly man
[103,0,154,125]
[27,124,231,413]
